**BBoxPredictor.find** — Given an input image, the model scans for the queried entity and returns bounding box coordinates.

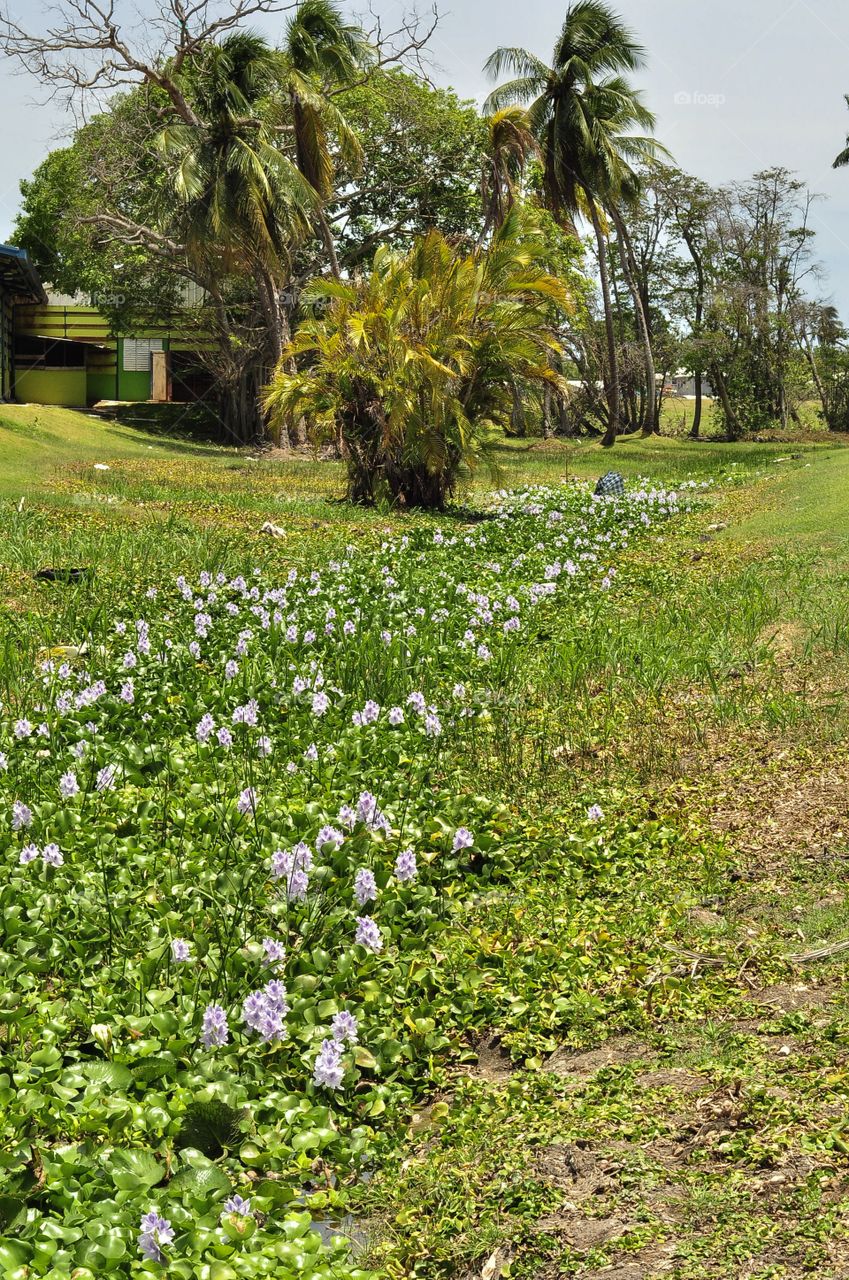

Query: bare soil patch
[546,1037,651,1081]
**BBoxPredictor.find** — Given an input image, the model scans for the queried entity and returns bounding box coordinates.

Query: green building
[0,243,47,400]
[0,243,209,408]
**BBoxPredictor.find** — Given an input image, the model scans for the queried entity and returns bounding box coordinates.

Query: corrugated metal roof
[0,243,47,304]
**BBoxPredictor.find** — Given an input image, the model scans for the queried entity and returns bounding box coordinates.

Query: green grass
[3,405,849,1278]
[0,403,227,495]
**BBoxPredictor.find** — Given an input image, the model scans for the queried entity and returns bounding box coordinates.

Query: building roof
[0,244,48,305]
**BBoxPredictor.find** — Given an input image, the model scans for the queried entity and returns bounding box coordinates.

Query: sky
[2,0,849,307]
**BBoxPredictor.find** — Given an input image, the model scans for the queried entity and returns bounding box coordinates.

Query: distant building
[668,369,714,398]
[0,242,210,407]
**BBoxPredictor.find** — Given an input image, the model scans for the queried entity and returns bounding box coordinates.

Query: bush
[264,208,571,508]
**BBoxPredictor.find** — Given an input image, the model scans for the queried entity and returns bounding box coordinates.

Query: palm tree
[481,106,539,240]
[157,32,318,362]
[833,96,849,168]
[485,1,664,445]
[156,32,322,443]
[281,0,374,278]
[263,207,571,507]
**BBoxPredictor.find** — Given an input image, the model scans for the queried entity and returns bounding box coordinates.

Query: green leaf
[175,1101,243,1158]
[130,1056,176,1082]
[169,1164,230,1198]
[0,1198,25,1232]
[107,1148,165,1190]
[81,1061,132,1089]
[353,1046,378,1070]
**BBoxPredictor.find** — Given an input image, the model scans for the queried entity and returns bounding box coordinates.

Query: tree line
[4,0,849,506]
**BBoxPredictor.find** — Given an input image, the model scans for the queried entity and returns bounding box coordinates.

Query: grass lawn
[3,406,849,1279]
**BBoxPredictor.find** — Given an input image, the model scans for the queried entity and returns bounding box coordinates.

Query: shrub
[264,207,571,508]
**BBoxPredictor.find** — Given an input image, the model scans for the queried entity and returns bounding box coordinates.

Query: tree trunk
[542,383,554,438]
[588,197,620,448]
[681,228,706,439]
[799,325,828,424]
[710,364,743,439]
[609,204,657,436]
[691,371,703,438]
[318,208,342,282]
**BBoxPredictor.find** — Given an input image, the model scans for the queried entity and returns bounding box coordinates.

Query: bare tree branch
[0,0,297,120]
[328,3,440,96]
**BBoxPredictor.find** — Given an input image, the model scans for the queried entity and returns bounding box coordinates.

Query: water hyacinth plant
[0,478,705,1277]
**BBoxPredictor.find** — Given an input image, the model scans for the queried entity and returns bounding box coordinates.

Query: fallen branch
[786,940,849,964]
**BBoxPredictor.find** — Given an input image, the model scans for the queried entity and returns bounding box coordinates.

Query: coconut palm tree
[481,106,539,240]
[281,0,374,278]
[485,0,664,445]
[157,32,318,363]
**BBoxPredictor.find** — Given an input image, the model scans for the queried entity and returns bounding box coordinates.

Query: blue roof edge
[0,242,48,305]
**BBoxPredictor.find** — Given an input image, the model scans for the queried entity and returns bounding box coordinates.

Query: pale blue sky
[2,0,849,307]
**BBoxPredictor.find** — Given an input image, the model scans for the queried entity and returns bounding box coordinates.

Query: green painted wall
[117,368,152,400]
[86,373,117,404]
[14,368,87,406]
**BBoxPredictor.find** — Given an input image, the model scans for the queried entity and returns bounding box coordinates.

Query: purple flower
[217,726,233,749]
[424,712,442,737]
[96,764,118,792]
[452,827,474,851]
[270,847,311,901]
[395,848,417,883]
[316,824,343,851]
[19,843,39,865]
[237,787,257,815]
[587,803,604,821]
[338,803,356,828]
[312,690,330,716]
[354,868,378,906]
[195,713,214,743]
[406,691,426,715]
[262,937,286,968]
[59,770,79,799]
[224,659,239,680]
[242,981,288,1042]
[286,867,309,901]
[13,719,32,740]
[201,1003,229,1048]
[42,843,63,868]
[11,801,33,831]
[222,1194,252,1218]
[257,735,272,758]
[331,1010,358,1044]
[138,1209,174,1263]
[355,916,383,953]
[264,979,289,1014]
[232,699,259,727]
[171,938,191,962]
[313,1038,344,1090]
[120,679,135,704]
[388,706,404,726]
